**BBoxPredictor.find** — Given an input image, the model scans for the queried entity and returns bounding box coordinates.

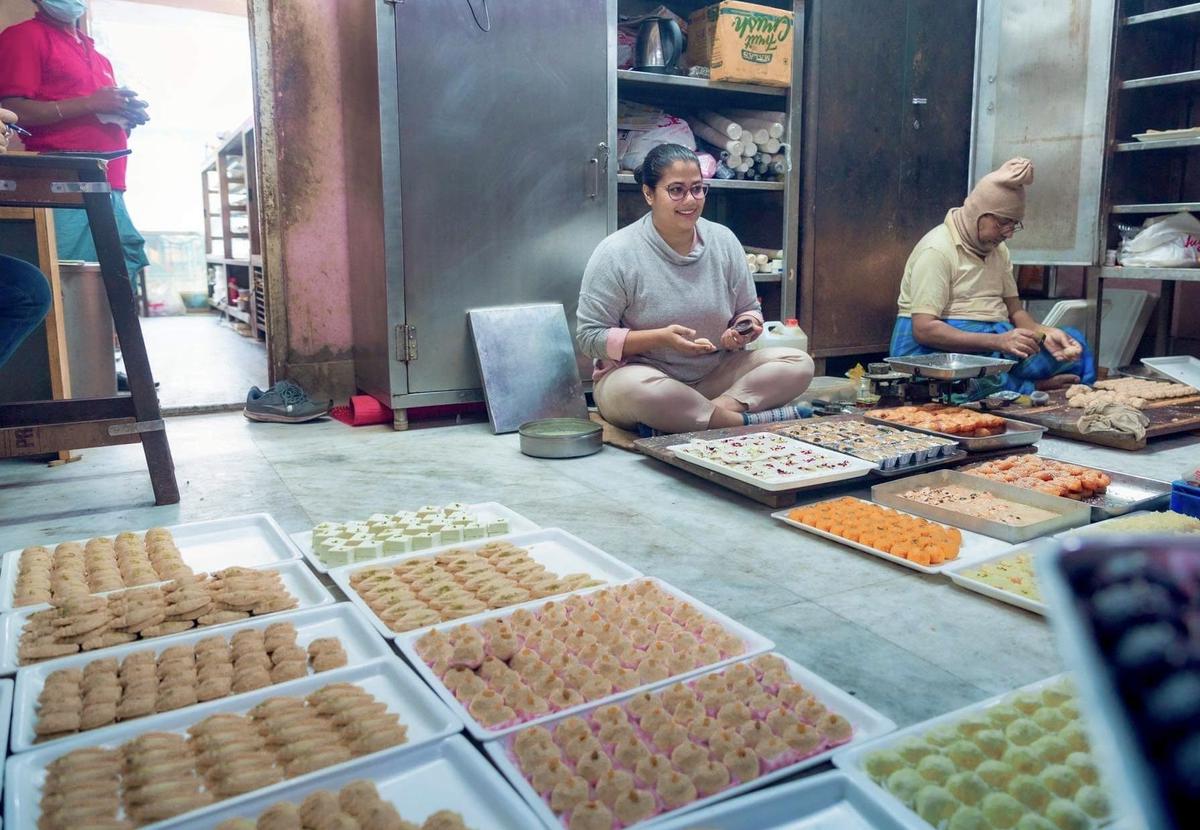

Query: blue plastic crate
[1170,479,1200,519]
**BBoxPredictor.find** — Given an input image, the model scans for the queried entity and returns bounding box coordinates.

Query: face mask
[40,0,88,24]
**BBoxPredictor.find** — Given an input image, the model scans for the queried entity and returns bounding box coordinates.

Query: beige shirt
[896,211,1019,322]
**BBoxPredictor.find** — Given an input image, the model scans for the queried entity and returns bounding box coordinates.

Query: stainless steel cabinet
[359,0,611,422]
[970,0,1116,265]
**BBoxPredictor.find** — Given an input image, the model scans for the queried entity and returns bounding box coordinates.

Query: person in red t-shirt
[0,0,152,294]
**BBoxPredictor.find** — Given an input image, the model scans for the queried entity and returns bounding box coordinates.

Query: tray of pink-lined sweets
[485,653,895,829]
[397,578,774,741]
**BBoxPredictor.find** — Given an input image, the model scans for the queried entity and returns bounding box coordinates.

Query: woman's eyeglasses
[662,182,710,201]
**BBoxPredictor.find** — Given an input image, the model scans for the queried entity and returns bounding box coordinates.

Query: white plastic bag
[1120,211,1200,268]
[619,114,695,172]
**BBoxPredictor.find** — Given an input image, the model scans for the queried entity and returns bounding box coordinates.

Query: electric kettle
[635,17,683,74]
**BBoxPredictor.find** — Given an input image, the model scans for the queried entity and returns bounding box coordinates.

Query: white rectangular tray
[649,770,912,830]
[397,577,774,741]
[771,500,1013,575]
[1141,354,1200,388]
[942,546,1048,616]
[168,735,540,830]
[0,679,10,800]
[0,513,304,612]
[939,510,1167,616]
[330,527,644,641]
[294,501,542,573]
[833,674,1116,830]
[486,654,896,830]
[3,657,462,830]
[0,559,334,676]
[9,602,392,753]
[1133,127,1200,142]
[671,433,876,492]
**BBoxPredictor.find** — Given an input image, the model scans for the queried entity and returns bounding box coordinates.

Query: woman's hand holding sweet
[657,324,717,355]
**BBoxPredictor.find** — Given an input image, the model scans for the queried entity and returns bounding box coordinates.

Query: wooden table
[0,153,178,504]
[634,415,1035,508]
[1004,390,1200,451]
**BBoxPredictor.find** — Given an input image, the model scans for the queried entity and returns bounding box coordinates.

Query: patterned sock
[742,403,812,425]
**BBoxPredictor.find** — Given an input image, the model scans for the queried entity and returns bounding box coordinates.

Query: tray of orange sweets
[866,404,1045,451]
[772,497,1012,575]
[962,453,1171,520]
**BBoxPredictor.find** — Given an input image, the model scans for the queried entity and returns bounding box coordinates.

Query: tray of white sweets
[397,577,774,741]
[9,602,395,753]
[671,433,876,492]
[170,735,540,830]
[648,770,911,830]
[0,514,303,611]
[0,559,334,676]
[329,528,643,640]
[294,501,541,572]
[486,653,895,830]
[834,674,1118,830]
[4,658,463,830]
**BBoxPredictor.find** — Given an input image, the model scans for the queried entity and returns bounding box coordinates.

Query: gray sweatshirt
[576,213,761,384]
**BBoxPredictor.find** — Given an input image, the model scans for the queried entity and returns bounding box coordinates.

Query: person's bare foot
[1034,374,1080,391]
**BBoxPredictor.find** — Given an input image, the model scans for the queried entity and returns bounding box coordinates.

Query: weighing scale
[863,354,1017,405]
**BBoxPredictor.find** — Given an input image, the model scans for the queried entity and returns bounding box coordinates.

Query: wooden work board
[1004,390,1200,451]
[634,414,1036,508]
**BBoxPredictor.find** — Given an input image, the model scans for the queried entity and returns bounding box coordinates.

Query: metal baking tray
[869,447,969,478]
[650,770,911,830]
[485,654,896,830]
[1141,354,1200,388]
[328,528,643,641]
[864,413,1046,453]
[870,470,1092,543]
[396,577,773,741]
[3,658,463,830]
[0,560,334,675]
[169,735,541,830]
[9,603,395,753]
[968,454,1172,521]
[884,353,1015,380]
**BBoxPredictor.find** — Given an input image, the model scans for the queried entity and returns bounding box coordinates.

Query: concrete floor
[122,313,267,412]
[0,414,1196,730]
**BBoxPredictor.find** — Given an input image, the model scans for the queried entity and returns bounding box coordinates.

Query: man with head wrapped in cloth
[890,158,1096,398]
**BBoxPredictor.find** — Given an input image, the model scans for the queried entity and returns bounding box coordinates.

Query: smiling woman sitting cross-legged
[576,143,813,436]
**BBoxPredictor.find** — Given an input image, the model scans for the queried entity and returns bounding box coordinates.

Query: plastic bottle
[751,318,809,353]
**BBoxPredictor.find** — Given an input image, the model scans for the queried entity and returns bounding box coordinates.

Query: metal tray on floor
[864,414,1045,453]
[961,455,1172,521]
[870,470,1092,544]
[884,353,1015,380]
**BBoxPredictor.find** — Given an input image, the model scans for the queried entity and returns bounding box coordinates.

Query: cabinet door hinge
[395,324,417,362]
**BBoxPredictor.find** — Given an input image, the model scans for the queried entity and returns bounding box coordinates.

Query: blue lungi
[889,317,1096,399]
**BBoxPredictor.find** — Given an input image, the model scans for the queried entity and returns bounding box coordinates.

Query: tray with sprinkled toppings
[670,433,877,493]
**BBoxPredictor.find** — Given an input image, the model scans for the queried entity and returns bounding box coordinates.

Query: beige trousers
[594,347,814,434]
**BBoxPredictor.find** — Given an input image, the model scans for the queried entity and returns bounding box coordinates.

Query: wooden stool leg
[84,192,179,505]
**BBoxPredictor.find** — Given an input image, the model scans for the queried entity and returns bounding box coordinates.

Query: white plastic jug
[751,319,809,353]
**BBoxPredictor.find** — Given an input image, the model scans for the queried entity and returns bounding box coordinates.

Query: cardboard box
[687,1,794,88]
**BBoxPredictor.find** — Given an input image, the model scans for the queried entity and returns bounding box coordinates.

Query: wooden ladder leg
[84,191,180,505]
